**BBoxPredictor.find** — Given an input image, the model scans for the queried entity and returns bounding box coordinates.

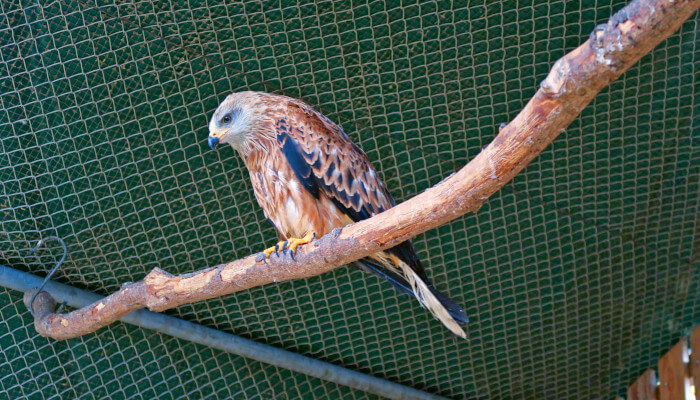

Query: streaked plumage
[208,91,468,337]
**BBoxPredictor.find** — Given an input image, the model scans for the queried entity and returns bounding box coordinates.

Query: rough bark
[26,0,699,340]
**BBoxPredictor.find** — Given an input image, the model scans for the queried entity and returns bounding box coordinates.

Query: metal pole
[0,265,449,400]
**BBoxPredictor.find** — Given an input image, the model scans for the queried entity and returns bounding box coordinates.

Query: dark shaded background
[1,0,697,398]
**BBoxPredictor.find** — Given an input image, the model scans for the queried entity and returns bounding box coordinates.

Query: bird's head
[208,91,261,152]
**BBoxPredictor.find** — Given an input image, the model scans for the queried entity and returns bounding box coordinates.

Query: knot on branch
[143,267,173,292]
[540,44,591,99]
[540,57,571,97]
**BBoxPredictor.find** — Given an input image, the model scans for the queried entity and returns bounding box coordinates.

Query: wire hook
[27,236,67,316]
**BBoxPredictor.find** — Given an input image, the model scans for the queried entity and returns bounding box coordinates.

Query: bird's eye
[221,114,232,124]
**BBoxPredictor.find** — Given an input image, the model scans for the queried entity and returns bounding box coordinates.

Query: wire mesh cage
[1,0,698,398]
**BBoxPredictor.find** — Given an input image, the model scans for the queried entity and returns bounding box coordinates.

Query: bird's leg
[262,232,316,259]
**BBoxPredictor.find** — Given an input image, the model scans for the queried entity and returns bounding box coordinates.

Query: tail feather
[429,286,469,325]
[402,265,467,338]
[354,259,468,337]
[354,260,414,296]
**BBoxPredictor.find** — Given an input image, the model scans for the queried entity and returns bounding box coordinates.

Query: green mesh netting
[1,0,698,398]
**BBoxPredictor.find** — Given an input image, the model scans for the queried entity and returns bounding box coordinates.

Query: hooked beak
[208,135,220,151]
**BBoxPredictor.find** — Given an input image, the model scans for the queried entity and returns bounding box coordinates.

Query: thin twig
[25,0,700,340]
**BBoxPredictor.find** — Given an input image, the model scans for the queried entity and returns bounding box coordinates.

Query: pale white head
[207,91,261,152]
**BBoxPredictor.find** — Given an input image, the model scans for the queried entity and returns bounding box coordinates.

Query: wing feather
[275,100,393,221]
[275,100,429,281]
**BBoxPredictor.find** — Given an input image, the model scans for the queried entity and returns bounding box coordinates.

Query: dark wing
[275,99,429,281]
[275,100,392,220]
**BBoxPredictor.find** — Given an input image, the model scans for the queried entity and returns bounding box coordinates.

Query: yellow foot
[263,232,316,259]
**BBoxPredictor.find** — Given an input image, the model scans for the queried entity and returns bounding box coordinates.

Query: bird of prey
[208,91,468,337]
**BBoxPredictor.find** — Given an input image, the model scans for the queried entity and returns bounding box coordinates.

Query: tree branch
[25,0,699,340]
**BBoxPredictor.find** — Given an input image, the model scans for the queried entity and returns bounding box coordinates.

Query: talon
[262,233,315,259]
[287,232,316,256]
[263,240,288,259]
